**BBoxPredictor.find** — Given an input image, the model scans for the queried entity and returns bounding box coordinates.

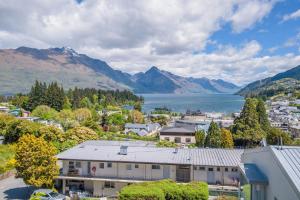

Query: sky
[0,0,300,85]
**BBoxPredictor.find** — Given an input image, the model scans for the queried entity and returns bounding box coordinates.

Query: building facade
[56,140,243,197]
[159,126,197,144]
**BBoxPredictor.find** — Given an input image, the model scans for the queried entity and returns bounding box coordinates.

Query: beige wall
[243,148,299,200]
[160,135,196,144]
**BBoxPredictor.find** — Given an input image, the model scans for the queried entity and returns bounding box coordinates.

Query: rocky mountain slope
[0,47,240,95]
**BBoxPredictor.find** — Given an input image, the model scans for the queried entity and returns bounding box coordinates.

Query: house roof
[57,140,243,167]
[239,163,268,184]
[125,123,148,129]
[160,126,195,133]
[271,146,300,193]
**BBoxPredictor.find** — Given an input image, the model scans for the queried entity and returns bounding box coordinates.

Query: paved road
[0,175,34,200]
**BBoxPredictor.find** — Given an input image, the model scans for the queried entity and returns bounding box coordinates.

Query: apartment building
[56,140,243,197]
[159,126,196,144]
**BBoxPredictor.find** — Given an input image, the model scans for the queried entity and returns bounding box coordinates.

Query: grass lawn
[0,144,15,174]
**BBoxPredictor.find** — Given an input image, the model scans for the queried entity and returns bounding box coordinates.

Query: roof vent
[120,145,128,155]
[173,148,178,154]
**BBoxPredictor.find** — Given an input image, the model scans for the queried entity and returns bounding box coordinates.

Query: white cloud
[0,0,297,85]
[282,9,300,21]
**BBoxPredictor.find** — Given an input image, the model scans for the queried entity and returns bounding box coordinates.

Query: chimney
[120,145,128,155]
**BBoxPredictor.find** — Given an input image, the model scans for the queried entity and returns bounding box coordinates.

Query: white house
[159,126,197,144]
[124,123,161,136]
[55,140,243,197]
[239,146,300,200]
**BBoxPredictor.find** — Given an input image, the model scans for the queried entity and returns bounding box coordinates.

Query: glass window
[225,168,228,172]
[104,181,115,188]
[152,165,160,170]
[135,164,139,168]
[99,163,104,169]
[175,137,181,143]
[185,138,191,143]
[75,162,81,168]
[232,168,238,172]
[193,166,197,170]
[217,167,220,171]
[107,162,112,168]
[165,137,170,141]
[126,164,132,170]
[199,167,205,171]
[208,168,214,171]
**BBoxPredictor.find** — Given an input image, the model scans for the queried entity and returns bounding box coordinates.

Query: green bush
[118,180,208,200]
[119,184,165,200]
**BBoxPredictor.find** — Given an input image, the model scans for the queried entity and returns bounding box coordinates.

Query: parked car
[31,189,66,200]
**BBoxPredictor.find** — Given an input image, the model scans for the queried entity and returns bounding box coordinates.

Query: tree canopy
[205,121,221,148]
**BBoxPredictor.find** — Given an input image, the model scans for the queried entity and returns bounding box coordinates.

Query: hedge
[118,180,208,200]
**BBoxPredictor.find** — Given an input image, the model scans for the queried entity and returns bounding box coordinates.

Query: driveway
[0,175,34,200]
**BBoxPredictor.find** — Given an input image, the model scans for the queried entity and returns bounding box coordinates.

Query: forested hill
[237,65,300,98]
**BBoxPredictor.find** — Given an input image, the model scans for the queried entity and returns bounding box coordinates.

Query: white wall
[243,148,299,200]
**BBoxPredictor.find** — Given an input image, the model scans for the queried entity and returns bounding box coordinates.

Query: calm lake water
[140,93,245,114]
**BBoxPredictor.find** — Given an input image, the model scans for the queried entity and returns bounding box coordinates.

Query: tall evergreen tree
[205,121,221,148]
[45,82,65,111]
[195,130,206,147]
[220,128,234,148]
[256,99,270,132]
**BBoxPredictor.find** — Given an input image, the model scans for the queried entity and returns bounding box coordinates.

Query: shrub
[64,126,99,144]
[118,180,208,200]
[119,184,165,200]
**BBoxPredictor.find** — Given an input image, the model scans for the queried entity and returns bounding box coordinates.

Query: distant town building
[124,123,161,136]
[159,126,196,144]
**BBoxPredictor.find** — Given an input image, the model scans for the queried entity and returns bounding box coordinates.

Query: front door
[163,166,170,179]
[176,165,191,182]
[207,167,215,184]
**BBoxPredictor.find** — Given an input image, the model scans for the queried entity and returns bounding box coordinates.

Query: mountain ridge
[0,46,240,95]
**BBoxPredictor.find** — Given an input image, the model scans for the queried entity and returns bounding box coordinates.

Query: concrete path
[0,175,34,200]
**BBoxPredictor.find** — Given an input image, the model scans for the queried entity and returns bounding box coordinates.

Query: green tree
[205,121,221,148]
[31,105,58,120]
[195,130,206,147]
[4,119,41,143]
[256,99,270,131]
[128,110,144,124]
[38,125,63,142]
[267,127,292,145]
[80,97,93,109]
[28,81,47,110]
[74,108,92,123]
[133,102,142,112]
[64,126,99,144]
[62,96,72,110]
[231,98,266,147]
[15,134,58,187]
[220,128,234,148]
[45,82,65,111]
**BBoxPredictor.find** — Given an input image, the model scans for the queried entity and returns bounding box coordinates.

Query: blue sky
[0,0,299,85]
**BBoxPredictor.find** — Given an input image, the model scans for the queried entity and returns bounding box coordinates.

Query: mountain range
[237,65,300,97]
[0,47,240,95]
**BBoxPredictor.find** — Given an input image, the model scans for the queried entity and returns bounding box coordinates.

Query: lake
[140,93,245,114]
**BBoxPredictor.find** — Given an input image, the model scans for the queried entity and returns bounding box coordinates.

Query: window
[193,166,197,170]
[126,164,132,170]
[217,167,220,172]
[185,138,191,143]
[232,168,238,172]
[99,163,104,169]
[208,168,214,171]
[152,165,160,170]
[75,162,81,168]
[104,181,115,188]
[175,137,181,143]
[164,137,170,141]
[225,168,228,172]
[107,162,112,168]
[135,164,139,168]
[199,167,205,171]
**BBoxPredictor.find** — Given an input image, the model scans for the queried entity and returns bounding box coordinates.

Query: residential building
[56,140,243,197]
[289,125,300,138]
[124,123,161,136]
[0,106,9,113]
[159,126,196,144]
[240,146,300,200]
[174,119,210,132]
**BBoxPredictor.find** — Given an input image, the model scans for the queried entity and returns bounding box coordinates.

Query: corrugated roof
[57,140,243,167]
[271,146,300,193]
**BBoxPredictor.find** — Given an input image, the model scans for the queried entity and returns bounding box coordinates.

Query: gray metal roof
[160,126,196,133]
[271,146,300,193]
[239,163,268,184]
[57,140,243,167]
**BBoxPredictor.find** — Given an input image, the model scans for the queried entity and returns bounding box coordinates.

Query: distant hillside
[237,65,300,97]
[132,66,240,94]
[0,47,240,95]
